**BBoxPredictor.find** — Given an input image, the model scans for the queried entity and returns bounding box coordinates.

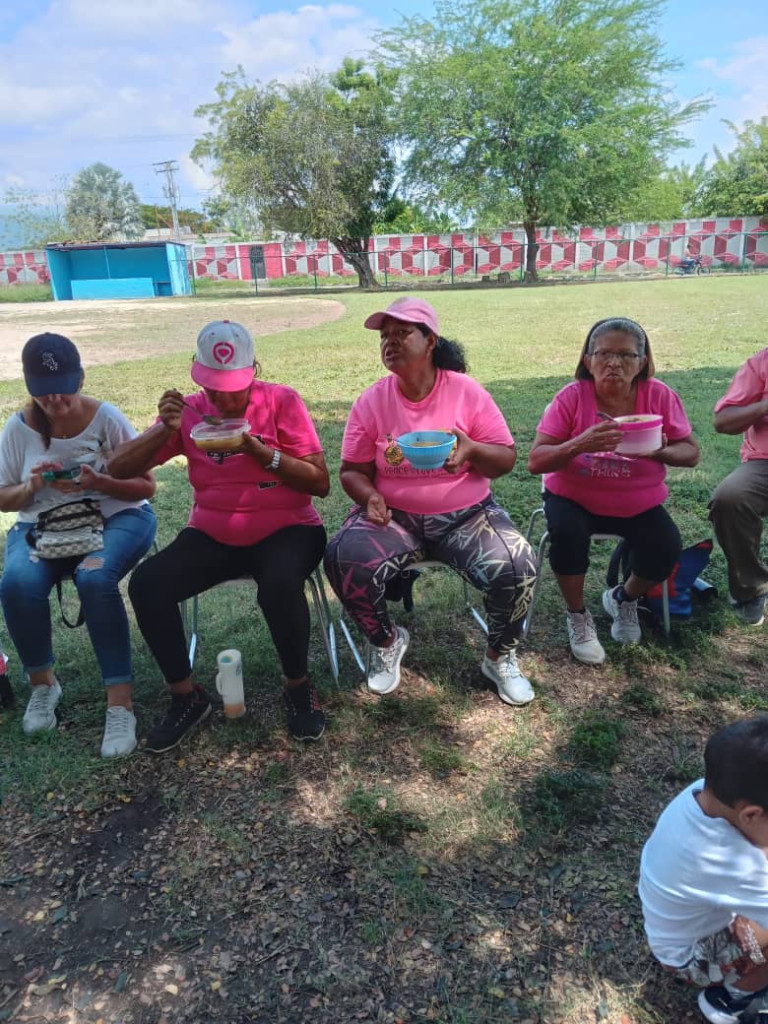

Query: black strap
[56,578,85,629]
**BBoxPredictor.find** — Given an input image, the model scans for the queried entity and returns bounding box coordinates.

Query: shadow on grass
[0,364,763,1023]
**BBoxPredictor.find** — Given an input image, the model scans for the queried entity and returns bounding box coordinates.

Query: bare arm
[108,422,176,479]
[239,434,329,497]
[0,478,37,512]
[715,399,768,435]
[339,460,390,526]
[528,421,624,475]
[76,463,156,501]
[444,428,516,478]
[647,433,700,467]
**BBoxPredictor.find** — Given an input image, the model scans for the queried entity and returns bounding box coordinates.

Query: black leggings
[544,492,681,582]
[129,525,327,684]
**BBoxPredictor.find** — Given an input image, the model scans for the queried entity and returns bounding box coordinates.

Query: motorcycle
[674,255,711,276]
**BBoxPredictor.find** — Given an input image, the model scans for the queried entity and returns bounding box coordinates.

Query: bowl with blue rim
[397,430,456,469]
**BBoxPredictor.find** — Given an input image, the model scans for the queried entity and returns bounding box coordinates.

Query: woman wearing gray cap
[0,333,157,757]
[108,320,329,752]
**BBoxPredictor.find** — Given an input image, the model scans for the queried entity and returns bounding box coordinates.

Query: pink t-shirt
[150,382,323,546]
[714,348,768,462]
[342,369,514,515]
[538,379,692,517]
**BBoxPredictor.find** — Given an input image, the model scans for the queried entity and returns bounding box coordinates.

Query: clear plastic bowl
[614,414,663,456]
[397,430,456,469]
[190,419,249,452]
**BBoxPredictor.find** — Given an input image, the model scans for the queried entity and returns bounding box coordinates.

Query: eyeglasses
[590,350,642,365]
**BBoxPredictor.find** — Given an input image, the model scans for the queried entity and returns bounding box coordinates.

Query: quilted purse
[27,499,105,560]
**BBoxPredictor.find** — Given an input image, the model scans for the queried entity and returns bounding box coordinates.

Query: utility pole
[153,160,181,241]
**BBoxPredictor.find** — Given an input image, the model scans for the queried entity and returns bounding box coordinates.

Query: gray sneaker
[602,587,641,644]
[368,626,409,695]
[101,706,138,757]
[23,679,62,734]
[732,595,766,626]
[566,609,606,664]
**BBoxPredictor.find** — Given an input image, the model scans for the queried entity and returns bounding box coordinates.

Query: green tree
[380,0,709,280]
[1,180,71,249]
[696,118,768,217]
[192,59,397,287]
[65,163,143,241]
[620,158,709,221]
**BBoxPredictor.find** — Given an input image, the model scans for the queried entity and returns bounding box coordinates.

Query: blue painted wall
[46,243,194,301]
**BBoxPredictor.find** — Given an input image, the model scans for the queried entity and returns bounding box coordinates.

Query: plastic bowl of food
[614,414,663,456]
[190,419,249,452]
[397,430,456,469]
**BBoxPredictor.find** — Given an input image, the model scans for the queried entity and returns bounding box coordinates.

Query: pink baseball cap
[191,320,255,392]
[364,297,439,335]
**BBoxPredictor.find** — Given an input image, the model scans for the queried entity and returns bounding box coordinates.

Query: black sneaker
[698,985,768,1024]
[145,686,212,754]
[283,680,325,741]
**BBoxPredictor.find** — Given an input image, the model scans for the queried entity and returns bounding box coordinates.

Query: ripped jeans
[0,505,156,686]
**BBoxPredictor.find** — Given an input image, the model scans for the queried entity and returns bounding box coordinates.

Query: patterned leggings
[324,497,538,651]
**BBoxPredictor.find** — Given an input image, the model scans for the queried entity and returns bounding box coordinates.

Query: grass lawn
[1,276,768,1023]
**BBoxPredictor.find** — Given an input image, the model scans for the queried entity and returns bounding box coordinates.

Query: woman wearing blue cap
[0,333,157,757]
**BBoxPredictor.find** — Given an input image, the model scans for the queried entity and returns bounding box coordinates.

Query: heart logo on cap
[212,342,235,365]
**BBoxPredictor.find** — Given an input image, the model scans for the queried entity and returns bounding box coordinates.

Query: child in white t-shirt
[639,717,768,1023]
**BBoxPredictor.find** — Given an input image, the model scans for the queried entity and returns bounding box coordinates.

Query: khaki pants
[710,460,768,603]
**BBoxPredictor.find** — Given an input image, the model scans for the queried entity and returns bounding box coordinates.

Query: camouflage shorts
[673,927,756,988]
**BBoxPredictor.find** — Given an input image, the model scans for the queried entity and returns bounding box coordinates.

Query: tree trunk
[523,220,539,283]
[331,236,378,288]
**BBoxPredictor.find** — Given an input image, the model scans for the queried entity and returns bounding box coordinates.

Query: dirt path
[0,297,346,381]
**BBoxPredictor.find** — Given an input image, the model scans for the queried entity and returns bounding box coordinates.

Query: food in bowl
[397,430,456,469]
[613,414,663,456]
[190,419,250,452]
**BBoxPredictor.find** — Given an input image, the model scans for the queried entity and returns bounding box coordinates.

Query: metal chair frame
[523,506,671,638]
[180,567,339,684]
[336,560,488,677]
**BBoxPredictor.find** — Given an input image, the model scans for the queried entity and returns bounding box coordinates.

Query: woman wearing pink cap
[324,297,538,706]
[109,320,329,751]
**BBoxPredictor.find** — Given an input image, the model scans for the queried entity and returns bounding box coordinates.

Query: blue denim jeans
[0,505,157,686]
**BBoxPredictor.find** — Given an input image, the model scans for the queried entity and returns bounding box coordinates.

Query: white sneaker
[566,609,606,664]
[368,626,409,695]
[602,587,641,644]
[101,706,137,758]
[481,649,535,706]
[23,679,62,734]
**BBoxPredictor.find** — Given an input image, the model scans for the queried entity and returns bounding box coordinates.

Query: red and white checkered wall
[3,218,766,285]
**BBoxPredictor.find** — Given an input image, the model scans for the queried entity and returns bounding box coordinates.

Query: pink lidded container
[614,414,663,456]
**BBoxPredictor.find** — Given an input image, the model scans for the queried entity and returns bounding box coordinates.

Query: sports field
[1,275,767,1024]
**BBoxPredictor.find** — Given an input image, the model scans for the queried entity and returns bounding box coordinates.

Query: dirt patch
[0,297,346,381]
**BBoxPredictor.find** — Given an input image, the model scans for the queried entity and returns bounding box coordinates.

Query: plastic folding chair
[180,567,339,684]
[336,560,488,677]
[522,506,671,638]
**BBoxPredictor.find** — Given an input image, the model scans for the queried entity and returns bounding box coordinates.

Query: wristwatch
[268,449,281,472]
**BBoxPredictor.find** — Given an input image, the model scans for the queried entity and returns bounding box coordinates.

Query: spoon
[178,396,223,426]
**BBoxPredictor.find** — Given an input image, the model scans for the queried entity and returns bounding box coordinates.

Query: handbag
[27,499,105,560]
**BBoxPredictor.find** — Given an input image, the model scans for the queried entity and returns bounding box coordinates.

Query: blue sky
[0,0,765,213]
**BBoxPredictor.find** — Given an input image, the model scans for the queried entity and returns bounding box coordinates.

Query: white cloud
[0,0,381,204]
[695,36,768,139]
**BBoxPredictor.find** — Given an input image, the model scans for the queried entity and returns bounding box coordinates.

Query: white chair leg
[523,531,550,639]
[307,569,339,684]
[461,577,489,634]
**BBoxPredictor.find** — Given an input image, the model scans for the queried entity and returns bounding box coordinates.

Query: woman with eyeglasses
[528,318,699,664]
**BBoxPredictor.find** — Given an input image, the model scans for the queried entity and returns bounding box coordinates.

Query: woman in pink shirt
[324,298,537,707]
[528,318,699,665]
[109,320,329,751]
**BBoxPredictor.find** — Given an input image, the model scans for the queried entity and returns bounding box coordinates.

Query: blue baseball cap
[22,333,83,397]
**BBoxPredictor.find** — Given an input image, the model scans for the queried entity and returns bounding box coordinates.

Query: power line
[152,160,181,241]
